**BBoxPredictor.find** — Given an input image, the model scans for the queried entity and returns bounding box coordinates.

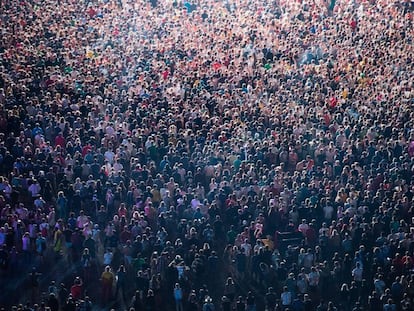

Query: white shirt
[241,242,252,257]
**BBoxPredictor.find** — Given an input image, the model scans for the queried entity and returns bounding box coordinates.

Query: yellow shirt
[101,271,114,284]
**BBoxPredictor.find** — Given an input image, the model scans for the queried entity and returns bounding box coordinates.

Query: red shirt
[55,135,65,147]
[329,96,337,108]
[350,20,357,30]
[71,284,82,300]
[82,145,91,157]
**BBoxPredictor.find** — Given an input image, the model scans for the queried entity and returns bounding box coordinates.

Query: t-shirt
[103,252,113,265]
[174,288,183,300]
[308,271,320,286]
[101,271,114,284]
[77,215,88,229]
[352,267,363,282]
[71,284,82,300]
[374,279,385,295]
[281,292,292,306]
[298,223,309,235]
[176,265,185,279]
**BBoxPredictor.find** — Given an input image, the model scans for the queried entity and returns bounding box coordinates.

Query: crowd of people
[0,0,414,310]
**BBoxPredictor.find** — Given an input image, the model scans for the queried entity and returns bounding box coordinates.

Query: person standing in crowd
[100,266,114,304]
[203,296,215,311]
[35,232,46,263]
[70,277,83,301]
[173,282,183,311]
[281,286,292,310]
[29,267,41,305]
[115,265,128,303]
[246,291,256,311]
